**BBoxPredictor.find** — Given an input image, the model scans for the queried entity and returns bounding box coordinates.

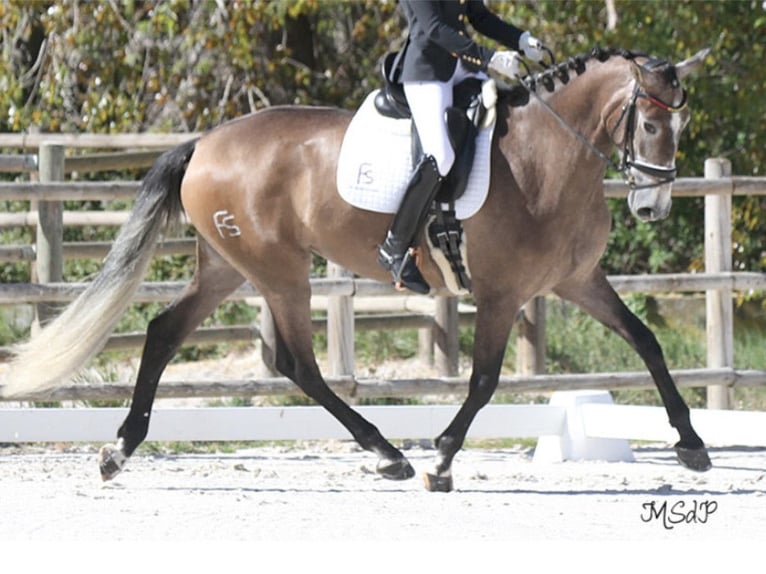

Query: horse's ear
[675,48,711,80]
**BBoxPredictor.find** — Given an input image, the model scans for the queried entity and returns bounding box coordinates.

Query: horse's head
[612,49,708,222]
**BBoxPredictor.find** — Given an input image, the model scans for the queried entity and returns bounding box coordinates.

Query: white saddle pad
[336,89,495,221]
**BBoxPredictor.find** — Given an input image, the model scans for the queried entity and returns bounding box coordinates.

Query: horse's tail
[0,139,198,398]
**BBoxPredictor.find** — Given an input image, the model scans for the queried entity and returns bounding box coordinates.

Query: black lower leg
[436,372,498,470]
[117,316,185,457]
[616,307,711,470]
[292,362,414,479]
[117,278,243,456]
[557,275,711,472]
[99,319,181,481]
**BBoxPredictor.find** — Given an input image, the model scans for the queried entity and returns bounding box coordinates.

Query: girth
[427,205,472,293]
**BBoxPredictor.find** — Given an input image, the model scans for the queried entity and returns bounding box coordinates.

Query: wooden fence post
[327,263,355,378]
[434,296,459,376]
[704,157,734,410]
[33,143,65,330]
[257,303,279,377]
[418,324,434,368]
[518,296,547,375]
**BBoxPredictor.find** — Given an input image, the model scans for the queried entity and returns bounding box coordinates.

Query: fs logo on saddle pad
[336,88,496,221]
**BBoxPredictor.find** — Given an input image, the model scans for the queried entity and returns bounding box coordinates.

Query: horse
[1,47,711,492]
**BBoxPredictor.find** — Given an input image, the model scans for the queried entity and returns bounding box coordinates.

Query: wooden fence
[1,138,765,408]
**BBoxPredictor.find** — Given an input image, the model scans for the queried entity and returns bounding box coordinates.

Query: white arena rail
[1,391,764,463]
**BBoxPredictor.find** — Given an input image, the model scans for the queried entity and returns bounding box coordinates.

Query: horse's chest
[558,207,611,273]
[516,199,610,280]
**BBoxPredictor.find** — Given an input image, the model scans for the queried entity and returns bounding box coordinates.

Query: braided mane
[499,47,658,107]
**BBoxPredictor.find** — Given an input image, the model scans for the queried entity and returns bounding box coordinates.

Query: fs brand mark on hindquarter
[213,210,241,239]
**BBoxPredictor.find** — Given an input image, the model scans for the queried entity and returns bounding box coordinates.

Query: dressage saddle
[373,52,483,293]
[374,51,487,205]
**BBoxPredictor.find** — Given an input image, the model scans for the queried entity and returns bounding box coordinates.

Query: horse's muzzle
[628,185,672,222]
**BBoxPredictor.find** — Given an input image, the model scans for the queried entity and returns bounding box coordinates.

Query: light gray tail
[0,139,198,398]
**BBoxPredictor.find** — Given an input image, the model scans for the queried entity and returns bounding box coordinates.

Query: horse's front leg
[425,294,518,492]
[555,269,711,472]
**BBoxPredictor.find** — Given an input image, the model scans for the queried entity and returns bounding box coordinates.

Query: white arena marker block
[533,390,635,464]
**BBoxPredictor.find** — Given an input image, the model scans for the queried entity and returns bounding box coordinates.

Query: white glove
[488,50,522,79]
[519,31,545,63]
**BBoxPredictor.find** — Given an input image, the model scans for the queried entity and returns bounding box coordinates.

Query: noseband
[611,82,688,189]
[522,74,688,191]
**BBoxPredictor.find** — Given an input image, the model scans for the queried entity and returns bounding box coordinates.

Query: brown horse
[1,47,711,492]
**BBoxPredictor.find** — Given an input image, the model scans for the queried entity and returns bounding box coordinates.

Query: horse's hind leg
[255,277,415,480]
[555,269,711,472]
[99,240,245,481]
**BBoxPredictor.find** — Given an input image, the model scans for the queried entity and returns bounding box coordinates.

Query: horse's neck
[507,60,631,214]
[544,59,631,148]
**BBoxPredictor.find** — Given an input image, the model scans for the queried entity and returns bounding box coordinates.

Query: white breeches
[403,61,485,176]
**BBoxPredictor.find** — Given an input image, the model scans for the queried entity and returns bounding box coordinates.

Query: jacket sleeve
[466,1,524,51]
[404,0,495,71]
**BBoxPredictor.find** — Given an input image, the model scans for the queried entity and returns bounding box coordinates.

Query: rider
[377,0,548,294]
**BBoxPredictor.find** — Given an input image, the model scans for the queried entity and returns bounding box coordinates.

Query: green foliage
[0,306,29,346]
[354,329,419,363]
[0,0,402,134]
[0,199,32,283]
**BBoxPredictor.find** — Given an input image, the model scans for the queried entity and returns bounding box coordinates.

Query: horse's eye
[643,122,657,135]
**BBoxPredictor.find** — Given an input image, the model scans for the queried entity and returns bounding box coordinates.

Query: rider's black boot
[377,155,443,294]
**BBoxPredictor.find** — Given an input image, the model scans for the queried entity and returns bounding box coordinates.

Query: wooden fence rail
[0,238,197,262]
[2,368,765,404]
[0,132,198,149]
[2,144,765,407]
[1,272,764,306]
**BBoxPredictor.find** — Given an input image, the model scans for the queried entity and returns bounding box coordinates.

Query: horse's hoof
[99,443,128,482]
[423,471,453,493]
[376,457,416,480]
[675,444,712,472]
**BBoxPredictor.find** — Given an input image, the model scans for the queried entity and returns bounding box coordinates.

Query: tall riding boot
[378,155,443,294]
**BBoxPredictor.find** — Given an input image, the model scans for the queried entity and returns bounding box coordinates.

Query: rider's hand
[519,31,546,63]
[488,50,523,79]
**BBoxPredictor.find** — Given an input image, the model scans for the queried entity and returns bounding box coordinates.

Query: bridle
[520,71,688,191]
[610,82,688,189]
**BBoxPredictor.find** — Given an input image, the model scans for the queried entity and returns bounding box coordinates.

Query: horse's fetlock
[358,427,387,453]
[435,434,458,454]
[470,374,498,405]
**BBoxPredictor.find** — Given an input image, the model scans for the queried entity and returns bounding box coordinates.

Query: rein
[520,66,687,190]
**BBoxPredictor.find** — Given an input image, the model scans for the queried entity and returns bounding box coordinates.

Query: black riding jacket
[399,0,524,82]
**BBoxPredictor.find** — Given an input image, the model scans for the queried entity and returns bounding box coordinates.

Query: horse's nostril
[637,207,654,220]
